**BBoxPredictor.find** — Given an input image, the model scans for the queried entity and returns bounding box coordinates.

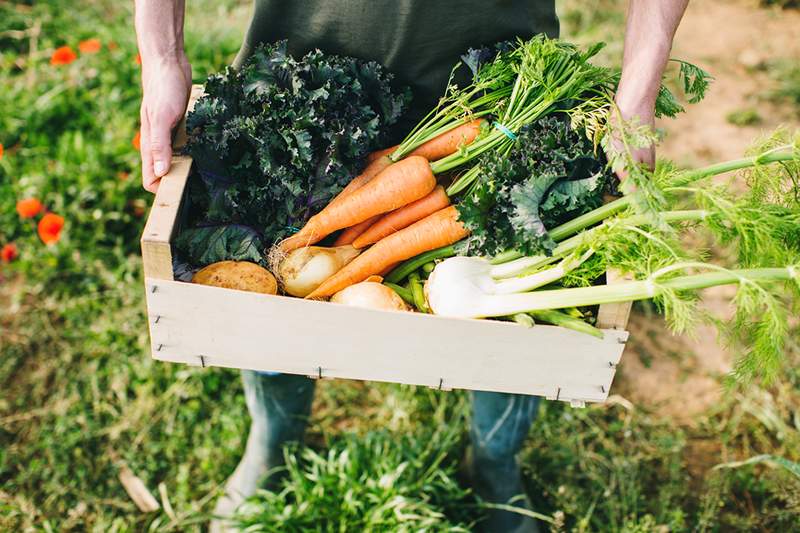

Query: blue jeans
[244,370,540,474]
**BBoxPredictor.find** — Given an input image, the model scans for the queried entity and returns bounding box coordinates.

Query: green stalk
[491,209,708,279]
[408,273,429,313]
[385,245,457,284]
[511,313,535,327]
[473,267,793,317]
[528,310,604,339]
[491,149,798,264]
[384,282,414,305]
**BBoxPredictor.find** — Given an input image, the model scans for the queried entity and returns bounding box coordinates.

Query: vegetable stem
[385,245,457,284]
[384,282,414,305]
[528,310,604,339]
[408,273,429,313]
[473,267,793,317]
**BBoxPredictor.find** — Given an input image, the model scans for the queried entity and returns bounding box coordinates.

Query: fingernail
[154,161,166,176]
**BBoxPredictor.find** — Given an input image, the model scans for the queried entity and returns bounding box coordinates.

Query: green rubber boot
[468,390,541,533]
[210,371,315,532]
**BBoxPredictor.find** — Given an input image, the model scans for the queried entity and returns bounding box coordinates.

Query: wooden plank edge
[596,269,634,330]
[140,84,203,281]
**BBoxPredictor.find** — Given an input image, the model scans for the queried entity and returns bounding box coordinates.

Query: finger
[148,108,174,181]
[139,112,159,193]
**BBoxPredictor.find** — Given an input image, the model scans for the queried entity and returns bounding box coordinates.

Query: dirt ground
[617,0,800,421]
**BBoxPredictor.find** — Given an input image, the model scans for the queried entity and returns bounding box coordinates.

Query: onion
[274,245,360,297]
[330,282,409,312]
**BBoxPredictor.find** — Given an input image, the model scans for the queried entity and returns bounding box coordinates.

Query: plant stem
[491,209,707,278]
[473,267,792,317]
[385,245,456,284]
[384,282,414,305]
[408,273,429,313]
[528,309,604,338]
[492,149,797,262]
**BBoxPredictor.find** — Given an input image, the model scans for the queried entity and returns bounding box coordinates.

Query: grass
[2,0,800,531]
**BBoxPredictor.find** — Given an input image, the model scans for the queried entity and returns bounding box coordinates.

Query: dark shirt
[235,0,559,135]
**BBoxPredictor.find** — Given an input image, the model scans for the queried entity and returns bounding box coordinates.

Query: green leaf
[174,225,265,266]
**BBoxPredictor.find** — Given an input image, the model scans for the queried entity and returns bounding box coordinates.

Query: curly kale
[180,41,409,265]
[458,115,616,257]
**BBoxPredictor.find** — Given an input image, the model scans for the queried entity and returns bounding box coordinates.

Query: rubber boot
[468,390,541,533]
[210,371,315,533]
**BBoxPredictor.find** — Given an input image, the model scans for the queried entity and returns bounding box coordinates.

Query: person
[135,2,688,531]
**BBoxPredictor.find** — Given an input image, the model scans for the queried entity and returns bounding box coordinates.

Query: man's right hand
[139,54,192,193]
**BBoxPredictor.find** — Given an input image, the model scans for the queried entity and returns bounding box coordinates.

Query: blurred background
[1,0,799,530]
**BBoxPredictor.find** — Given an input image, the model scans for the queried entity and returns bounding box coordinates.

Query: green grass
[3,0,800,531]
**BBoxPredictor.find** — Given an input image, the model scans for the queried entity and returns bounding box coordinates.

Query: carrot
[280,156,436,252]
[378,261,400,277]
[352,186,450,248]
[366,145,399,164]
[408,119,484,161]
[329,155,393,208]
[306,206,469,298]
[334,215,382,246]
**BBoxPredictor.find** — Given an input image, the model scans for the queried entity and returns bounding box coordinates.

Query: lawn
[1,0,799,531]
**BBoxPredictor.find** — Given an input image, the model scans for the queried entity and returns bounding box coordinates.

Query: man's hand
[139,55,192,193]
[612,0,689,183]
[134,0,189,193]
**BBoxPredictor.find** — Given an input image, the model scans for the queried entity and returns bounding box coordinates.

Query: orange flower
[78,38,101,54]
[1,243,18,263]
[16,198,43,218]
[50,46,77,66]
[0,143,4,160]
[132,131,141,151]
[38,213,65,245]
[135,53,142,65]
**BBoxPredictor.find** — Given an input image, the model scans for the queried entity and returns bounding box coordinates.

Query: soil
[613,0,800,421]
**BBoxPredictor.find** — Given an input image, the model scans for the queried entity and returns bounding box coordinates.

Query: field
[2,0,800,531]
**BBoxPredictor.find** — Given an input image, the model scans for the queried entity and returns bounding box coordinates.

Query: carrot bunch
[277,120,484,298]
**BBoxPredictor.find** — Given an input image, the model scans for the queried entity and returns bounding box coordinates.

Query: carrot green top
[235,0,559,139]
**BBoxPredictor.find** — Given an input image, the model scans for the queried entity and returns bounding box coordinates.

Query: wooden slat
[140,85,204,281]
[145,278,628,403]
[596,269,633,330]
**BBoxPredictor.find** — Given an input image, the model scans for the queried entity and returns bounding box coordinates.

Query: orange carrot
[334,215,382,246]
[280,156,436,252]
[408,119,484,161]
[378,262,400,277]
[306,206,468,298]
[352,186,450,249]
[366,145,399,164]
[329,155,393,208]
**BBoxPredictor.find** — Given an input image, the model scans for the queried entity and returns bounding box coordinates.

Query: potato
[192,261,277,295]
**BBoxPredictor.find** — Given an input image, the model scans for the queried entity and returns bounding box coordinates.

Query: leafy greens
[457,115,616,257]
[179,41,409,266]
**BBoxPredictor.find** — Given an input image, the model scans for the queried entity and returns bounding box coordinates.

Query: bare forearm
[134,0,191,192]
[616,0,689,117]
[134,0,186,66]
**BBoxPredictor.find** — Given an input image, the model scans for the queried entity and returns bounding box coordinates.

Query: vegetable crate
[141,85,632,407]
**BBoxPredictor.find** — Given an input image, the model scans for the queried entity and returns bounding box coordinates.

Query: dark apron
[234,1,559,137]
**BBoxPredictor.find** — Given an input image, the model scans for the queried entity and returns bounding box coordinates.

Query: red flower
[132,131,141,151]
[16,198,43,219]
[0,143,4,160]
[50,46,77,66]
[38,213,65,245]
[78,38,101,54]
[1,243,18,263]
[135,53,142,65]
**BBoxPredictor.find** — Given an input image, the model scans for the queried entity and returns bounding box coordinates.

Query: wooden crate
[141,85,631,407]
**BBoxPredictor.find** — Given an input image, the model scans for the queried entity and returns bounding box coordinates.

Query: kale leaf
[174,225,264,267]
[182,41,410,265]
[457,115,616,257]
